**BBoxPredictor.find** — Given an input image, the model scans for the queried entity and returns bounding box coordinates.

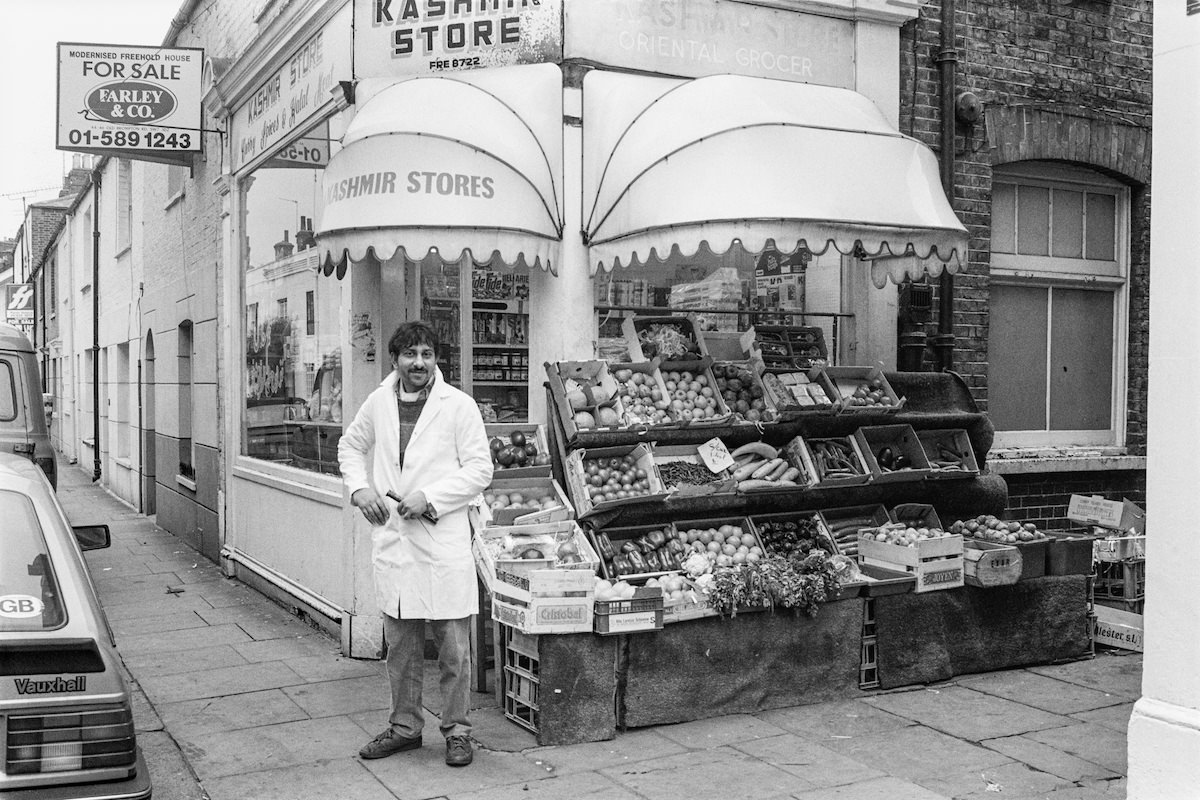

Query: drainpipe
[91,170,102,483]
[933,0,958,371]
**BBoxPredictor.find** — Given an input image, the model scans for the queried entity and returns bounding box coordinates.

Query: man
[338,321,493,767]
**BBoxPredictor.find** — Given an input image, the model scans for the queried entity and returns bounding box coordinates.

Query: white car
[0,453,151,798]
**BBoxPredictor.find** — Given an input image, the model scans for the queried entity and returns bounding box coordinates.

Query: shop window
[988,163,1128,449]
[241,119,344,476]
[178,321,194,479]
[592,242,849,363]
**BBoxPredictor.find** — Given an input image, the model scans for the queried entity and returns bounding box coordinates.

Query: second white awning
[583,72,968,284]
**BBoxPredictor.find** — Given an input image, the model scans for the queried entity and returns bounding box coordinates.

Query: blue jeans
[382,612,472,739]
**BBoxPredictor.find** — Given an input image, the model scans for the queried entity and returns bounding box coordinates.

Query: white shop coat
[338,368,493,619]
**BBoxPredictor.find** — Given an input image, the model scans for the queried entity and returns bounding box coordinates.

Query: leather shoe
[445,735,473,766]
[359,729,421,759]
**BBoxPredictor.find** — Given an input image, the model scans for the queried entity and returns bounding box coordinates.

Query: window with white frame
[988,163,1129,449]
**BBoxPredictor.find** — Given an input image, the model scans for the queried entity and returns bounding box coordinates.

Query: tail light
[5,704,136,775]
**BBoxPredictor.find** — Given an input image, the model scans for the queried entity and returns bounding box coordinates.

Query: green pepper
[644,550,664,571]
[620,540,640,554]
[627,551,648,573]
[612,553,633,576]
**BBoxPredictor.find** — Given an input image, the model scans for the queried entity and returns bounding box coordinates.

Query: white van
[0,323,56,488]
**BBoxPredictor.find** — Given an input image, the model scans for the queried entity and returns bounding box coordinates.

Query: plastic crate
[498,624,540,734]
[1094,559,1145,603]
[594,587,665,634]
[859,598,879,689]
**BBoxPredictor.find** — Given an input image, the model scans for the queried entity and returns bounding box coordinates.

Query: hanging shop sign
[3,284,34,327]
[565,0,854,87]
[231,5,352,173]
[57,42,204,161]
[353,0,563,77]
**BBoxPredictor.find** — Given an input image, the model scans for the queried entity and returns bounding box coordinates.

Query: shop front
[220,0,988,660]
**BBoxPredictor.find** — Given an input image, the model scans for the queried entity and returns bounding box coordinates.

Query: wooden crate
[858,532,964,592]
[491,592,594,635]
[963,540,1022,588]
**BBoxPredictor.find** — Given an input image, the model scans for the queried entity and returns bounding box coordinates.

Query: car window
[0,489,66,631]
[0,359,16,421]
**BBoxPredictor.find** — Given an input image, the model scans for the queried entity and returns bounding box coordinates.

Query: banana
[730,441,779,461]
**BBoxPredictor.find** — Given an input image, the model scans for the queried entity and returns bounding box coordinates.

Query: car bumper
[1,747,151,800]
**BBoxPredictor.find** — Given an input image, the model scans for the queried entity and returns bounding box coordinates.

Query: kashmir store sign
[353,0,563,77]
[232,4,352,172]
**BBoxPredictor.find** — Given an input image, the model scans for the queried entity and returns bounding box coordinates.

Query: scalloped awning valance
[583,72,968,287]
[316,64,564,277]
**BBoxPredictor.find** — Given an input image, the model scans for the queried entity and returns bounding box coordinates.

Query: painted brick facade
[900,1,1151,526]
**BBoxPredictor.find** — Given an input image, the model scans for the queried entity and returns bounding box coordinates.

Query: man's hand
[351,488,390,526]
[390,489,430,521]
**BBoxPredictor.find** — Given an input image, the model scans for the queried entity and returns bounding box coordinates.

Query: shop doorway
[141,331,156,515]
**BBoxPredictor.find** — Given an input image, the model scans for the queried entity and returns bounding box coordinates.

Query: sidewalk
[57,462,1137,800]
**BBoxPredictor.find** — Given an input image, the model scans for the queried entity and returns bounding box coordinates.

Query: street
[57,459,1137,800]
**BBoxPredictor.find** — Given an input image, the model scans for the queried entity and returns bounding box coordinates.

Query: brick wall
[1004,470,1146,534]
[899,0,1152,513]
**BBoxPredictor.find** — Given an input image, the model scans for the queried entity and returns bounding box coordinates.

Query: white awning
[317,63,564,277]
[583,73,969,286]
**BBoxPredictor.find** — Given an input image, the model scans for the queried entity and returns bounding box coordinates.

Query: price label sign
[697,438,735,473]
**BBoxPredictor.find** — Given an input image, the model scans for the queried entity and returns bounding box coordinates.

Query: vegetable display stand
[871,576,1091,690]
[620,598,864,728]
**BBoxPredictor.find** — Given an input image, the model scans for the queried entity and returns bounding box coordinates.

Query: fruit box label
[1093,605,1144,652]
[598,611,662,633]
[492,596,593,634]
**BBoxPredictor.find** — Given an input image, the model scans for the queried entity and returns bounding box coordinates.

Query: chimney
[60,154,96,198]
[274,230,294,260]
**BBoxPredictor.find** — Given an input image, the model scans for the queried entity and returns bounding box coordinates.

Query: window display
[592,241,847,364]
[241,120,344,474]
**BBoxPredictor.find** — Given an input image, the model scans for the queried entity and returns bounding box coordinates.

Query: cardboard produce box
[472,518,600,596]
[545,360,625,442]
[854,424,932,484]
[478,477,573,527]
[564,442,669,520]
[486,422,552,479]
[1068,495,1146,562]
[916,428,980,479]
[823,365,905,413]
[622,313,713,372]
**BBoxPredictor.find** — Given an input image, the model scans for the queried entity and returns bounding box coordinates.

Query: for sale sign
[4,284,34,327]
[57,42,204,158]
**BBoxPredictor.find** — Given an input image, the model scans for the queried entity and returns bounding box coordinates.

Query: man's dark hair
[388,321,440,360]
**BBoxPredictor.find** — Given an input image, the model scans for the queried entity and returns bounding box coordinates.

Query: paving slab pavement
[55,461,1138,799]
